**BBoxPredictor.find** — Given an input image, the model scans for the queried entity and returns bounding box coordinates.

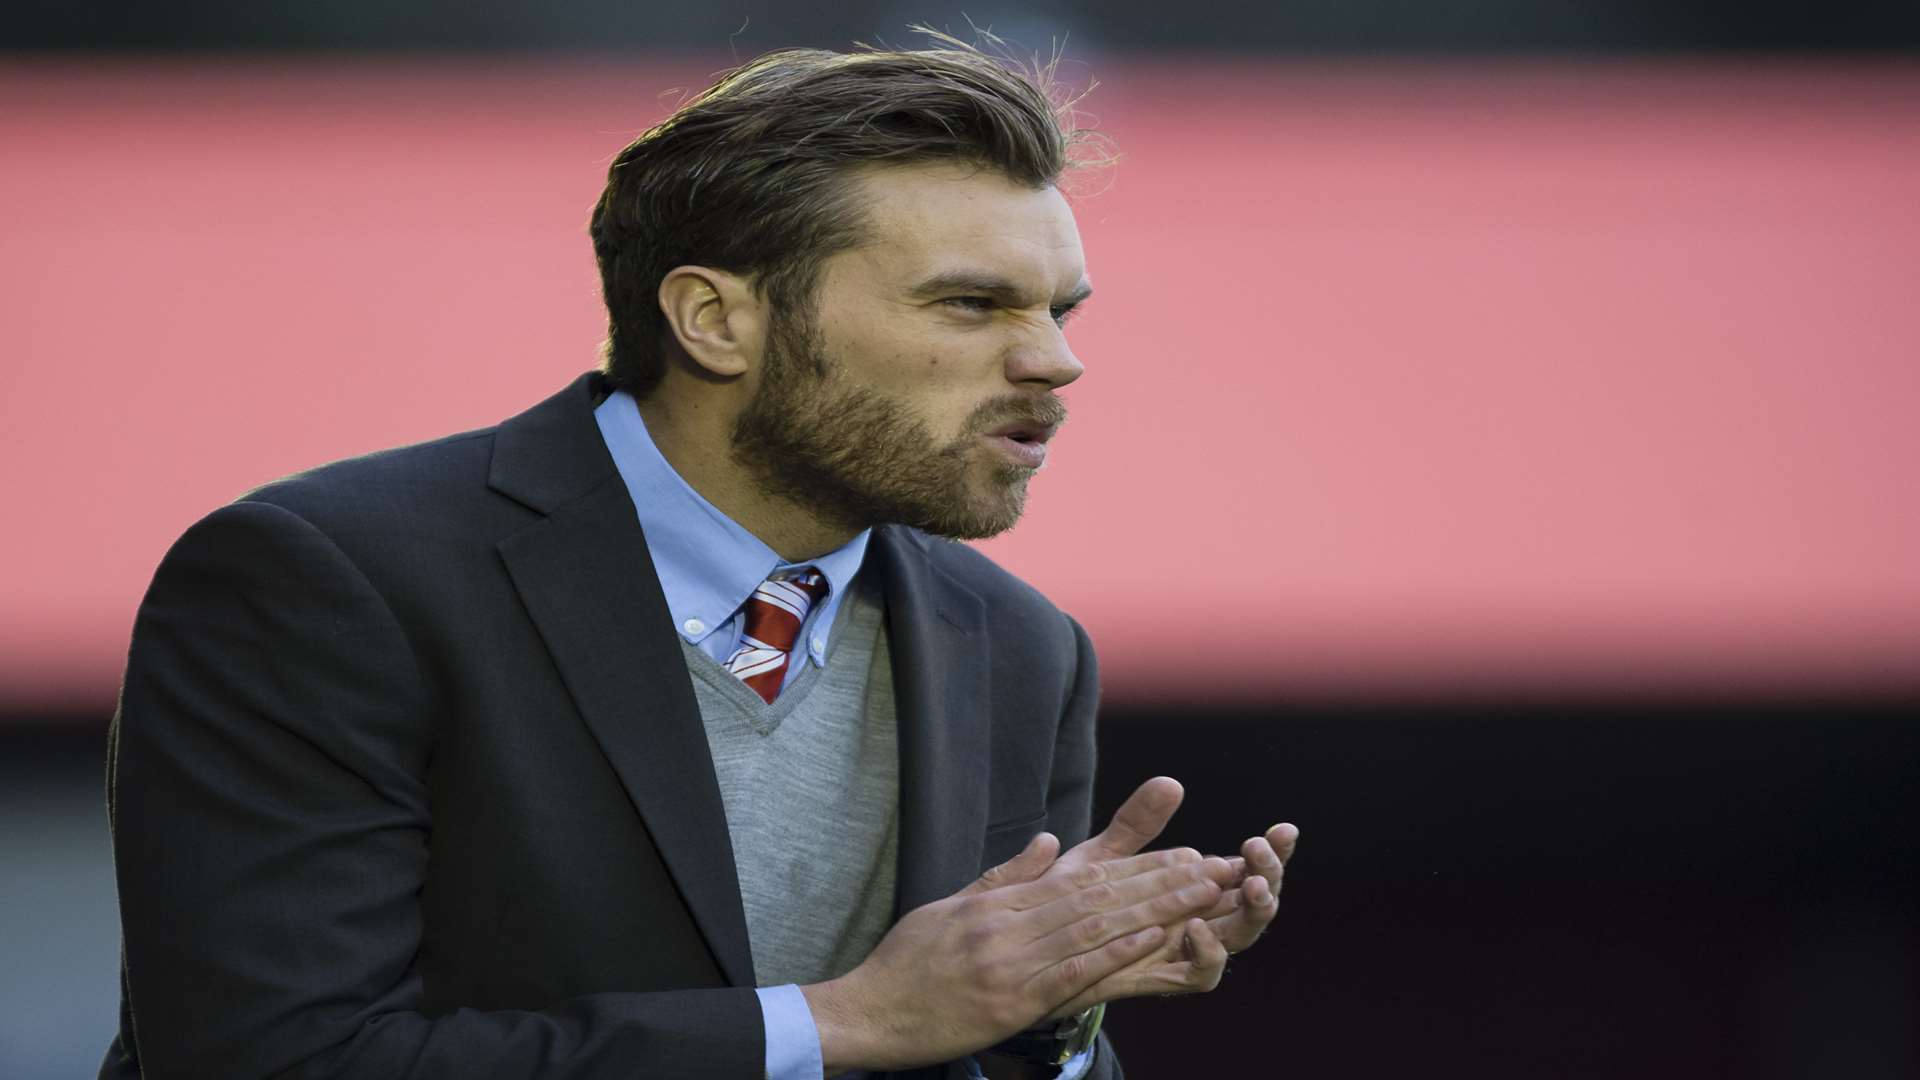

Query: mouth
[982,419,1058,469]
[984,420,1059,446]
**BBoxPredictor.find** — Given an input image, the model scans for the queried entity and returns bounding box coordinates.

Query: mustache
[967,393,1068,434]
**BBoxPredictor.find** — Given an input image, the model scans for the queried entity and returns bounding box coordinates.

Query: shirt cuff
[756,984,824,1080]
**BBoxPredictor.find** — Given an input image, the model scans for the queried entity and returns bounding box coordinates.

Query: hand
[1200,822,1299,951]
[1042,781,1300,1019]
[802,829,1230,1072]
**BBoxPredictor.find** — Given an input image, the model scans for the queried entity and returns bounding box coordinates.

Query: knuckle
[1070,861,1108,889]
[1074,913,1109,946]
[959,924,994,955]
[1153,866,1195,894]
[960,913,1009,953]
[1078,881,1117,912]
[1055,952,1088,988]
[1160,889,1205,918]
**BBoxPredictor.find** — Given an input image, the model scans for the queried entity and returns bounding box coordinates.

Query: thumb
[1079,776,1183,861]
[958,831,1059,896]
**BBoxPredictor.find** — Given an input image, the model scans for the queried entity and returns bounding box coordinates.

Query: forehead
[837,162,1086,292]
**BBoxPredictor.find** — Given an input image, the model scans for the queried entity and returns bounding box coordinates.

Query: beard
[729,313,1066,541]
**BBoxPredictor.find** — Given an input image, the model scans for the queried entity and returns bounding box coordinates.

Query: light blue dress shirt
[595,389,869,687]
[594,389,1090,1080]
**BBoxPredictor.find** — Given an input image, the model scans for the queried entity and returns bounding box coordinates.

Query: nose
[1005,323,1085,391]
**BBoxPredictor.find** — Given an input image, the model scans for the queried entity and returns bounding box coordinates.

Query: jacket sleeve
[1044,616,1101,851]
[104,500,763,1079]
[1050,617,1124,1080]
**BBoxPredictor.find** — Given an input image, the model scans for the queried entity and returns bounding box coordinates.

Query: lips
[987,432,1049,469]
[981,413,1060,470]
[985,419,1060,446]
[976,397,1066,470]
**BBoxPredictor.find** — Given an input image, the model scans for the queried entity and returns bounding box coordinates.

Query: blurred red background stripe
[3,57,1917,708]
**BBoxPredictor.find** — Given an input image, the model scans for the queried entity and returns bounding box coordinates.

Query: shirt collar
[593,389,870,663]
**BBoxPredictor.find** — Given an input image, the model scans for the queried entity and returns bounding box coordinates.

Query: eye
[1050,304,1080,328]
[941,296,996,314]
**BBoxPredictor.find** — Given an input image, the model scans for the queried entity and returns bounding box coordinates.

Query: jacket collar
[488,371,618,515]
[872,525,993,915]
[491,371,757,985]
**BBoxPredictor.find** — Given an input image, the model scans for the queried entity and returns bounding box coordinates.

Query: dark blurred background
[4,3,1918,1077]
[9,0,1920,52]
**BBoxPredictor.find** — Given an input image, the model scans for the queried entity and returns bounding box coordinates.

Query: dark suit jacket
[102,372,1121,1079]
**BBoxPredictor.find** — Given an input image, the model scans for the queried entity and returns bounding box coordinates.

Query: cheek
[828,319,1002,434]
[910,340,1005,389]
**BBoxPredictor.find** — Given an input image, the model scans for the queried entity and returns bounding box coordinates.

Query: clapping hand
[1041,776,1298,1019]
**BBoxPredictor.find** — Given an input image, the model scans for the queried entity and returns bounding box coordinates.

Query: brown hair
[588,37,1100,398]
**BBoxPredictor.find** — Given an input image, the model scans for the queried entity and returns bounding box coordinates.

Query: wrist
[802,972,888,1073]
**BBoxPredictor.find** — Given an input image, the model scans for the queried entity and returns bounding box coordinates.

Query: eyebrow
[908,270,1094,310]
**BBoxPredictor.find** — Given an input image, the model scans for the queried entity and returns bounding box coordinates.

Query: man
[102,42,1297,1079]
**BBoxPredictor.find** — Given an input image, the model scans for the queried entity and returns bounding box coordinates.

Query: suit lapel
[875,526,993,916]
[490,374,755,988]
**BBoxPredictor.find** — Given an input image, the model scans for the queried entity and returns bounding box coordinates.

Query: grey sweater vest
[678,575,899,988]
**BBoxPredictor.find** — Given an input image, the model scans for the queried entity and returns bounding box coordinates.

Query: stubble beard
[729,314,1064,541]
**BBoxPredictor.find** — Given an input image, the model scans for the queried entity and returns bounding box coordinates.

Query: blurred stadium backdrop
[2,3,1916,1077]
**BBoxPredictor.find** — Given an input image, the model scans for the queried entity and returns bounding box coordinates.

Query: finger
[957,831,1059,897]
[1075,776,1184,861]
[1241,835,1284,894]
[1182,916,1229,991]
[1021,857,1236,939]
[1209,871,1279,952]
[1026,869,1222,964]
[1047,917,1231,1017]
[1197,887,1243,921]
[1001,844,1209,909]
[1189,854,1253,919]
[1032,924,1166,1007]
[992,846,1205,912]
[1268,822,1300,863]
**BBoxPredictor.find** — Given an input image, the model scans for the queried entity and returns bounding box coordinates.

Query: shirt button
[682,618,706,636]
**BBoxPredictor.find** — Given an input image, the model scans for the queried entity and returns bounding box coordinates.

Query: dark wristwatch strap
[990,1003,1107,1066]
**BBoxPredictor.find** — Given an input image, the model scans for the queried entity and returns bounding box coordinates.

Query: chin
[912,479,1030,541]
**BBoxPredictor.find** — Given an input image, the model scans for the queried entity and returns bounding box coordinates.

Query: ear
[657,265,766,379]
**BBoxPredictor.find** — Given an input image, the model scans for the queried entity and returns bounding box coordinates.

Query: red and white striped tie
[722,568,828,704]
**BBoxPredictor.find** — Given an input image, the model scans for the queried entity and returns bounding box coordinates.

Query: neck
[636,394,861,563]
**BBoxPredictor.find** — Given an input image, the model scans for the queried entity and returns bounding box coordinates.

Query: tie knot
[739,568,827,655]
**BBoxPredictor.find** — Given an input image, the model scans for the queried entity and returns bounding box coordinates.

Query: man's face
[730,161,1090,540]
